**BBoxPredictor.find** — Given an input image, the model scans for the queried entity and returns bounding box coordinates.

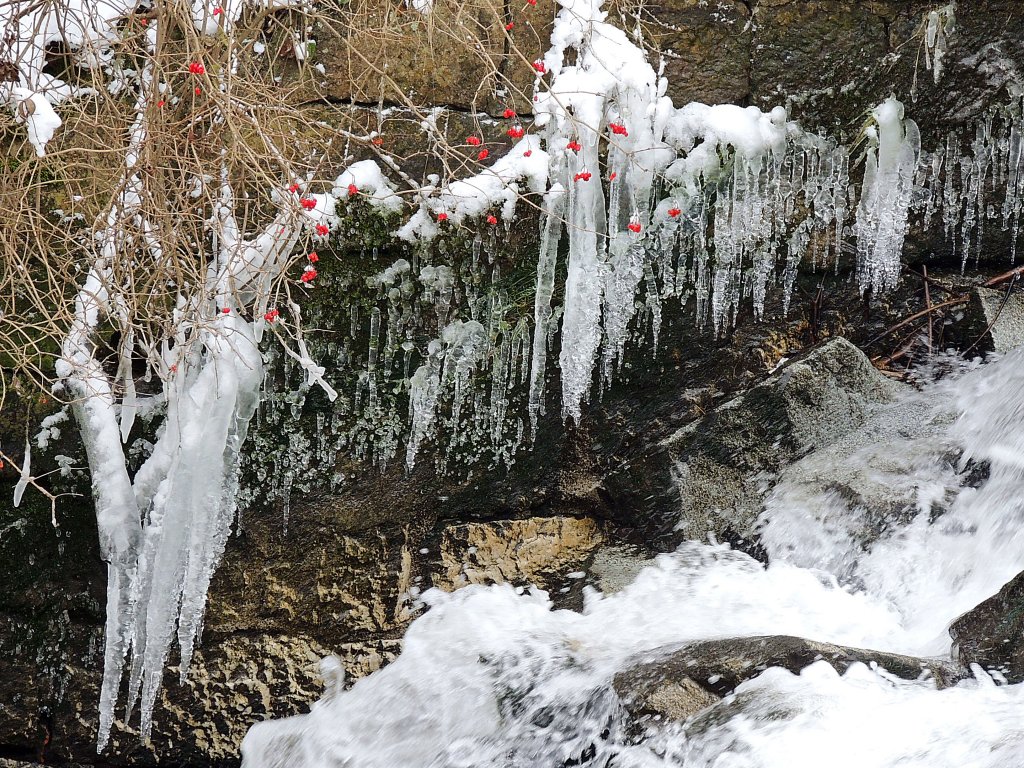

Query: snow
[396,137,548,240]
[10,88,63,157]
[333,161,404,213]
[1,0,132,155]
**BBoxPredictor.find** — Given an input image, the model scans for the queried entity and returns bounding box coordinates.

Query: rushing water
[241,349,1024,768]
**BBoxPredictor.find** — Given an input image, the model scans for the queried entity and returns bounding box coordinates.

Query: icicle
[118,331,138,444]
[854,97,921,295]
[923,4,956,86]
[528,187,566,435]
[12,439,31,508]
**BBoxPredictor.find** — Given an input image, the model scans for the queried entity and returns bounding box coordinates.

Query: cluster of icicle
[57,165,336,752]
[398,0,914,468]
[5,0,329,752]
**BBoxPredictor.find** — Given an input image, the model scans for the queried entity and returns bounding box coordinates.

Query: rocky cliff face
[4,1,1024,765]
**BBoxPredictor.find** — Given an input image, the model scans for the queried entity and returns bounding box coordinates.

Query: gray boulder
[966,286,1024,354]
[950,569,1024,683]
[606,337,904,545]
[614,635,963,724]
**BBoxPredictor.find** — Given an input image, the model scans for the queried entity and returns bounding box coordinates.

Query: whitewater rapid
[241,349,1024,768]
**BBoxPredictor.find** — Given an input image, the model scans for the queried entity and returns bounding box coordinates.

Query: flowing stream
[241,348,1024,767]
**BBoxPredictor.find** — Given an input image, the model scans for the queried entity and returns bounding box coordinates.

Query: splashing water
[241,349,1024,767]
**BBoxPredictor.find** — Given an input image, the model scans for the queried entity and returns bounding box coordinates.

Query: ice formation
[854,98,921,296]
[237,0,1024,484]
[57,189,333,749]
[5,0,335,750]
[923,4,957,86]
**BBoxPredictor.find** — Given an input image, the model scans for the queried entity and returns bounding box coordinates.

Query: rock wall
[5,1,1024,765]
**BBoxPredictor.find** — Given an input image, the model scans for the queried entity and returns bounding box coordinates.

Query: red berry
[188,61,205,75]
[308,252,319,262]
[523,150,532,157]
[567,140,581,152]
[667,207,681,218]
[533,60,546,73]
[526,0,537,6]
[609,172,617,181]
[315,224,329,236]
[156,99,165,108]
[508,125,525,139]
[194,86,202,95]
[477,149,489,161]
[347,183,359,195]
[301,267,318,283]
[289,183,300,193]
[300,198,317,210]
[213,6,222,14]
[627,222,641,233]
[505,21,514,30]
[503,108,516,119]
[486,215,498,225]
[437,212,448,222]
[609,122,629,136]
[264,309,279,322]
[466,136,481,146]
[222,307,230,314]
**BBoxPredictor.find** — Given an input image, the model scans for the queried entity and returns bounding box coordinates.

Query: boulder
[949,569,1024,683]
[606,337,904,544]
[965,286,1024,354]
[614,635,964,724]
[434,516,603,590]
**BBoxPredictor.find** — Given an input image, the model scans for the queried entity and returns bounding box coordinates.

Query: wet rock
[647,0,752,107]
[606,337,903,544]
[617,675,722,724]
[758,379,966,576]
[435,516,603,589]
[615,635,964,724]
[587,545,653,596]
[750,0,891,135]
[964,286,1024,354]
[949,569,1024,683]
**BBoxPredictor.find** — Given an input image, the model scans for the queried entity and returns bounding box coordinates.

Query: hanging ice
[923,4,957,86]
[854,98,921,296]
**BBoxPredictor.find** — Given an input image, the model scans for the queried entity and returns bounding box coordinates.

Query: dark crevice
[304,93,491,118]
